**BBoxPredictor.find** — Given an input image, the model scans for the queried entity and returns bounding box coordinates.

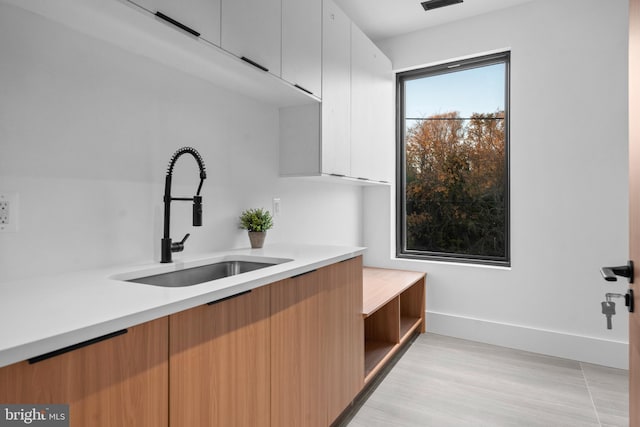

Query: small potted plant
[239,207,274,248]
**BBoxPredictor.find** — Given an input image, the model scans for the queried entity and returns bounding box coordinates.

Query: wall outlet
[0,192,19,232]
[272,198,281,217]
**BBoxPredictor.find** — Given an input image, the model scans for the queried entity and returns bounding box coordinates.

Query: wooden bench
[362,267,426,383]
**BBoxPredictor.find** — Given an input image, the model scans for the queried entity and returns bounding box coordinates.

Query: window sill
[392,255,512,271]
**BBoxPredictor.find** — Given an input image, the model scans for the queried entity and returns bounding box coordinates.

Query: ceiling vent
[421,0,464,11]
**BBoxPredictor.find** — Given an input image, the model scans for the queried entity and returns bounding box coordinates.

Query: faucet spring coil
[166,146,207,178]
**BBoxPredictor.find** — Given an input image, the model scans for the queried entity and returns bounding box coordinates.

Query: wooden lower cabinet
[170,257,363,427]
[0,317,169,427]
[270,270,326,427]
[169,285,270,427]
[270,256,364,427]
[0,257,366,427]
[321,257,364,424]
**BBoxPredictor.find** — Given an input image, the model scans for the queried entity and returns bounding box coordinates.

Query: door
[220,0,281,77]
[0,318,169,427]
[350,23,393,182]
[270,271,326,427]
[282,0,321,97]
[630,0,640,423]
[321,257,364,424]
[169,287,270,427]
[321,0,351,177]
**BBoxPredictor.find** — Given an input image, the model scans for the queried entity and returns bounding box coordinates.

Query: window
[397,52,510,266]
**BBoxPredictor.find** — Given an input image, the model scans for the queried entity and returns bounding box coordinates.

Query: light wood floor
[344,333,628,426]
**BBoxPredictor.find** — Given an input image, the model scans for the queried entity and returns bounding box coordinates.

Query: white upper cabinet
[321,0,351,176]
[282,0,322,97]
[279,0,349,177]
[130,0,221,46]
[350,24,394,183]
[279,0,393,183]
[220,0,281,78]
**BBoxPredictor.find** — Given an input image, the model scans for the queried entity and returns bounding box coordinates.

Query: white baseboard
[426,311,628,370]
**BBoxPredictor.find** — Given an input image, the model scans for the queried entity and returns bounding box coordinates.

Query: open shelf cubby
[362,267,426,383]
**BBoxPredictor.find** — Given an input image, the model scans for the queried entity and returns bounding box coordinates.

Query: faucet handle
[193,195,203,227]
[171,233,190,253]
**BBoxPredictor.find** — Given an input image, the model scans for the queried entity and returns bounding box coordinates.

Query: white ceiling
[332,0,538,41]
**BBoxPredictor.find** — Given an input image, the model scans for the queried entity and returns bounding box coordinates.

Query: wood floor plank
[345,333,628,426]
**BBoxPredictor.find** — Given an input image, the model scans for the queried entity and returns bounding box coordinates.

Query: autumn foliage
[404,111,506,258]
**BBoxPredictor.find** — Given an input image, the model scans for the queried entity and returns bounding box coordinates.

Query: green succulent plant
[239,208,274,232]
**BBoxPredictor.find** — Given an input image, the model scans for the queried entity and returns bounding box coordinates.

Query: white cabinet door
[350,23,393,182]
[282,0,321,97]
[279,103,321,176]
[221,0,281,77]
[130,0,221,46]
[279,0,393,183]
[321,0,351,176]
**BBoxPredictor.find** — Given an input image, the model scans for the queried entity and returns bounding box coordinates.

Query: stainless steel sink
[126,260,279,287]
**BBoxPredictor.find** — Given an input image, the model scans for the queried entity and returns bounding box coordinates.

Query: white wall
[364,0,630,368]
[0,3,363,282]
[0,0,629,369]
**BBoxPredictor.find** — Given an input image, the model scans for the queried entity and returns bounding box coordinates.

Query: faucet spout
[161,147,207,263]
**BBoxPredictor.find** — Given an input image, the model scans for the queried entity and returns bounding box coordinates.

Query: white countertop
[0,244,365,368]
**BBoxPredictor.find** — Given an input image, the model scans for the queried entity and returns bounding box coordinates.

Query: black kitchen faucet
[161,147,207,263]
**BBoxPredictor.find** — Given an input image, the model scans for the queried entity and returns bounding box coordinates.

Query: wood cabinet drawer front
[0,318,169,427]
[169,286,270,427]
